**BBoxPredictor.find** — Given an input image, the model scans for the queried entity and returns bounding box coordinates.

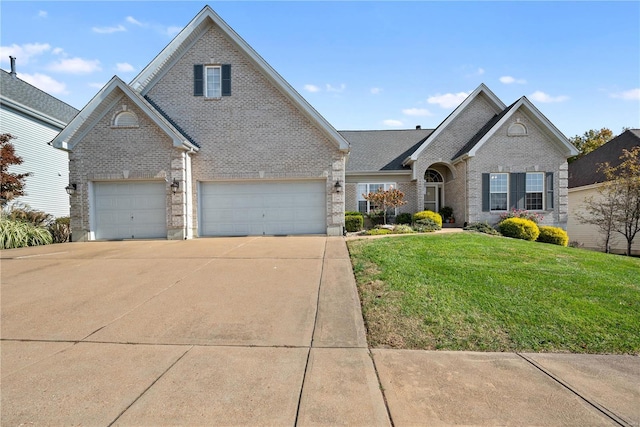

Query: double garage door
[199,181,326,236]
[94,182,167,240]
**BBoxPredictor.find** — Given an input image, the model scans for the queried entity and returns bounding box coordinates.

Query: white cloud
[370,87,382,95]
[126,16,145,27]
[165,26,182,37]
[88,82,106,89]
[402,108,432,117]
[48,57,101,74]
[529,90,569,103]
[17,72,67,94]
[92,24,126,34]
[610,88,640,101]
[0,43,51,65]
[500,76,527,85]
[477,68,485,75]
[38,10,48,18]
[427,92,469,109]
[304,84,321,93]
[52,47,64,55]
[326,83,346,93]
[116,62,135,72]
[383,119,404,127]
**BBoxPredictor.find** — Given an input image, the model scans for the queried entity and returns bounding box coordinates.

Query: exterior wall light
[334,180,342,193]
[65,183,77,195]
[170,178,180,193]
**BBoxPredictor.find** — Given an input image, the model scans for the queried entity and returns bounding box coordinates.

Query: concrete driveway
[2,236,639,426]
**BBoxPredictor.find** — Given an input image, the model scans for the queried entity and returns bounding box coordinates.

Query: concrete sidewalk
[1,237,639,426]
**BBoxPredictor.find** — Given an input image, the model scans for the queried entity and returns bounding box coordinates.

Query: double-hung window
[357,183,395,214]
[489,173,508,211]
[194,64,231,97]
[205,66,221,98]
[525,172,544,210]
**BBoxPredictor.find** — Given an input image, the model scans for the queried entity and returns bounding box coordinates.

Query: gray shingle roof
[340,129,433,172]
[0,69,78,124]
[568,129,640,188]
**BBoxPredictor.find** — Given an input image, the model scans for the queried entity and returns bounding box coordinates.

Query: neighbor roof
[568,129,640,188]
[0,69,78,126]
[341,129,432,173]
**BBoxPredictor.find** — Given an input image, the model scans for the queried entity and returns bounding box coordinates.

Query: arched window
[113,111,138,127]
[508,122,527,136]
[424,169,444,182]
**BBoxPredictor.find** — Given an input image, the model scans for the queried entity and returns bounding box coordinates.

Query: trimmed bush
[345,214,364,232]
[413,218,440,233]
[365,228,392,235]
[537,226,569,246]
[0,218,53,249]
[464,222,501,236]
[413,210,442,228]
[345,211,363,217]
[498,217,540,241]
[395,212,412,225]
[392,224,415,234]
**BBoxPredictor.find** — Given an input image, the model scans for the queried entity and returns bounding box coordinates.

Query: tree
[568,128,614,163]
[363,187,407,225]
[1,133,31,206]
[578,146,640,255]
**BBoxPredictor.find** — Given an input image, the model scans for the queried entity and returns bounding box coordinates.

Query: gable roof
[340,129,433,173]
[403,84,506,165]
[129,5,349,153]
[0,69,78,127]
[568,129,640,188]
[50,76,199,151]
[452,96,579,162]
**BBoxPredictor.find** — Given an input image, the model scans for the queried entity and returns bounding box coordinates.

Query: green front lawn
[347,232,640,354]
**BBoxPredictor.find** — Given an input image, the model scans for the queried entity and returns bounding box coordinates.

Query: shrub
[464,222,501,236]
[439,206,453,220]
[537,226,569,246]
[345,214,364,232]
[0,218,53,249]
[498,209,543,224]
[345,211,363,217]
[367,210,385,226]
[365,228,392,235]
[395,212,412,225]
[413,218,441,233]
[413,210,443,228]
[392,224,415,234]
[4,203,53,226]
[49,217,71,243]
[498,217,540,241]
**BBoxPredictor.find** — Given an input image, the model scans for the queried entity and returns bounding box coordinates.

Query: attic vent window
[113,111,139,128]
[508,121,527,136]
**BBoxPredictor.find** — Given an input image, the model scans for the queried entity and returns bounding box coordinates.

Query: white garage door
[200,181,326,236]
[94,181,167,240]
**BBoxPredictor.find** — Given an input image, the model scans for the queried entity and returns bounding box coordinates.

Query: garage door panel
[200,181,326,236]
[94,182,166,240]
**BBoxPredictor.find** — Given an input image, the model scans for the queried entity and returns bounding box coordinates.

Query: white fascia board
[346,170,412,176]
[407,83,506,163]
[569,182,603,193]
[129,6,349,153]
[0,97,68,129]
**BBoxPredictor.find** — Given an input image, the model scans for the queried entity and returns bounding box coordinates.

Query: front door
[424,184,442,212]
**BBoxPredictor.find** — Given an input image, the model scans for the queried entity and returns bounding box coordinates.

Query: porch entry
[424,169,444,212]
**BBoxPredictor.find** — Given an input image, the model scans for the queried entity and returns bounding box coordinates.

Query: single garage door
[94,181,167,240]
[200,180,326,236]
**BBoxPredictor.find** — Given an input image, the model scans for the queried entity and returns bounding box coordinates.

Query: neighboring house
[50,6,577,241]
[567,129,640,255]
[1,60,79,217]
[52,6,349,241]
[342,84,579,228]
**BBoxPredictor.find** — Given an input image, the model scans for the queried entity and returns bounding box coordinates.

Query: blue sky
[1,1,638,138]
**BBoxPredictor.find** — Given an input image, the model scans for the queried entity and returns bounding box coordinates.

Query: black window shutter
[221,64,231,96]
[546,172,554,209]
[482,173,490,212]
[510,173,525,210]
[194,64,204,96]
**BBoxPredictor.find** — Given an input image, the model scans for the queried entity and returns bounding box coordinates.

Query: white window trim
[357,183,397,215]
[489,173,508,212]
[525,172,545,211]
[205,65,222,98]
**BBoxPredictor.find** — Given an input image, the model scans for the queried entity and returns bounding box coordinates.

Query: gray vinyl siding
[1,106,70,217]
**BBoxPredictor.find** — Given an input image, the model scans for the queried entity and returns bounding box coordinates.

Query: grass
[347,232,640,354]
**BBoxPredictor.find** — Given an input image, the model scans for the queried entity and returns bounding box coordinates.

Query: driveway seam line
[293,238,327,426]
[107,345,194,427]
[517,353,629,427]
[368,349,395,427]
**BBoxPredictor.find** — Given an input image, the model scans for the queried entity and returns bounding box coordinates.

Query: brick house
[342,84,579,228]
[52,6,577,240]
